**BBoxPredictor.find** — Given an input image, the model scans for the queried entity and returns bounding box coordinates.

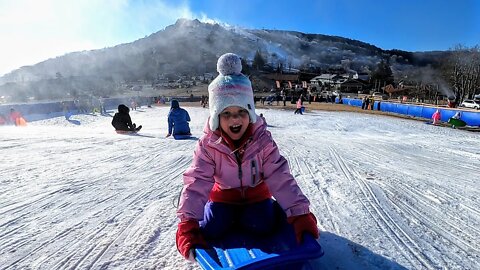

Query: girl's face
[219,106,250,140]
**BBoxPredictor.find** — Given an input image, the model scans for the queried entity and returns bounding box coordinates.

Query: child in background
[111,104,142,132]
[9,108,27,126]
[432,109,441,125]
[176,53,319,260]
[166,100,191,137]
[294,96,303,114]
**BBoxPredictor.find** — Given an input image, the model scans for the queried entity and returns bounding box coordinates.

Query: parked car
[372,92,388,100]
[460,99,480,109]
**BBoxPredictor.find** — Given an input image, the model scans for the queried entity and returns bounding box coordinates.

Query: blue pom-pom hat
[208,53,257,130]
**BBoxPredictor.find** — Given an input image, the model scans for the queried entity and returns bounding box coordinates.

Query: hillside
[0,19,448,102]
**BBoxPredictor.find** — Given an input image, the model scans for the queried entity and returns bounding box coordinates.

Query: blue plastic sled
[195,204,324,270]
[173,134,193,140]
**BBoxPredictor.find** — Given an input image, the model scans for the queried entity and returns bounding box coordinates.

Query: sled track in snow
[0,130,191,269]
[328,146,436,269]
[348,141,480,268]
[282,141,341,235]
[378,181,480,268]
[2,107,478,269]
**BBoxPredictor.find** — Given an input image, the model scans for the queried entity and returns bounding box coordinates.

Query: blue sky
[0,0,478,76]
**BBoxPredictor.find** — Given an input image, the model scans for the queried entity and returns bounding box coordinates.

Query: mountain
[0,19,448,101]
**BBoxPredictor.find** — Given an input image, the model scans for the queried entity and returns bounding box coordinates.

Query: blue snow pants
[199,199,275,239]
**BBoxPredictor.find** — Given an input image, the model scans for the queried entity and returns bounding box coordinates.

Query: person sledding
[9,108,27,126]
[448,111,466,129]
[176,53,319,261]
[111,104,142,133]
[431,109,441,125]
[166,99,191,138]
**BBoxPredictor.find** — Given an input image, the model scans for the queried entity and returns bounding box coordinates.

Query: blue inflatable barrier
[462,111,480,126]
[406,105,423,118]
[421,107,437,120]
[379,101,393,112]
[341,98,480,126]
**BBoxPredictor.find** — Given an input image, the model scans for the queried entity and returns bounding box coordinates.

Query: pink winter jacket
[177,117,311,221]
[296,99,302,109]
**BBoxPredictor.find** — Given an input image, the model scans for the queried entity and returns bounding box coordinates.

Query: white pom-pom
[217,53,242,75]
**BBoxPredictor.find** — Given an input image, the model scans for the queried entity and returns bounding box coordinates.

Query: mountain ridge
[0,19,448,101]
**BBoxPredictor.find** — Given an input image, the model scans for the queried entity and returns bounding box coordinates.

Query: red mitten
[176,220,207,260]
[287,213,319,243]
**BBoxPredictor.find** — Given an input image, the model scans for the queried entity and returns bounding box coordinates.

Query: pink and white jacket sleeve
[176,139,215,221]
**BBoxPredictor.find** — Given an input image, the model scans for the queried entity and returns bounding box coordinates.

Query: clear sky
[0,0,478,76]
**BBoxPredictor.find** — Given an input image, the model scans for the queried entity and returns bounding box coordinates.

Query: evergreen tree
[370,60,394,86]
[241,58,251,75]
[252,50,265,70]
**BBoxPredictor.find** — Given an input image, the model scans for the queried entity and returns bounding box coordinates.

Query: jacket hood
[171,100,180,109]
[118,104,129,114]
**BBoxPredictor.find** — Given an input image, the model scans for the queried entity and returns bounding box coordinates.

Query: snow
[1,106,479,269]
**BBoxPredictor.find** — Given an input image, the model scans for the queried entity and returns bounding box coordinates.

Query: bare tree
[442,45,480,102]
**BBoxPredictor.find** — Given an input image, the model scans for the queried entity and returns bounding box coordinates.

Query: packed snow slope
[0,106,479,270]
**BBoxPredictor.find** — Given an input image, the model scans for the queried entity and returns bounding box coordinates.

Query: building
[339,79,370,93]
[310,74,347,90]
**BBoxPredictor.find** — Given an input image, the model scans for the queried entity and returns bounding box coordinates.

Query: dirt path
[153,86,479,132]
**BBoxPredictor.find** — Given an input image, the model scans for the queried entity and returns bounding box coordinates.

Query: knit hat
[208,53,256,130]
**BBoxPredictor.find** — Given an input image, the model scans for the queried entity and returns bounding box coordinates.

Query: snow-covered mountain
[0,19,449,103]
[0,19,438,86]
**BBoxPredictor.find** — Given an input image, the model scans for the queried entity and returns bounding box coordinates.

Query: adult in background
[111,104,142,132]
[166,100,191,137]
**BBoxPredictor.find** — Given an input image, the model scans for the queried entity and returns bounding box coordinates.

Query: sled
[173,134,193,140]
[115,130,138,135]
[115,125,142,134]
[64,112,72,120]
[16,117,27,126]
[195,204,324,270]
[447,118,467,128]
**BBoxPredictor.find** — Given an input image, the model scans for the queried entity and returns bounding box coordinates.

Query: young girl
[432,109,441,125]
[176,53,319,260]
[111,104,142,132]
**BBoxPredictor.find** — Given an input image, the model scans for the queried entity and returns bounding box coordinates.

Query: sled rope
[173,187,182,209]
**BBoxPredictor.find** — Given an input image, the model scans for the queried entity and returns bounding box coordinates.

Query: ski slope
[0,106,479,270]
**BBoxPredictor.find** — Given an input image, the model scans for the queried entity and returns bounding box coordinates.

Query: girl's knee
[200,201,236,238]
